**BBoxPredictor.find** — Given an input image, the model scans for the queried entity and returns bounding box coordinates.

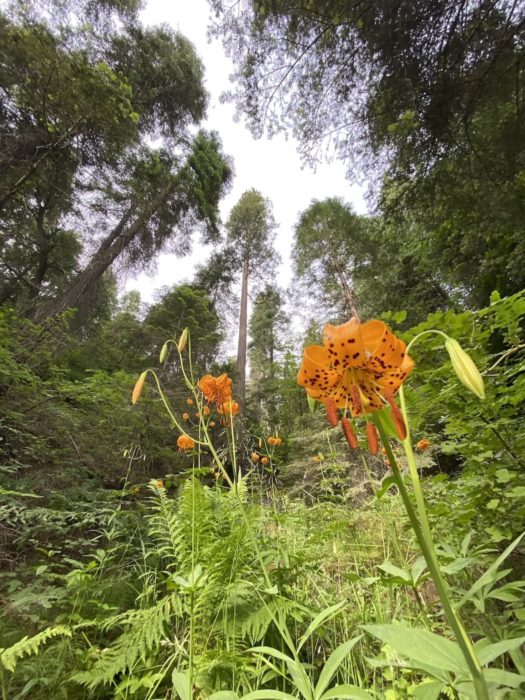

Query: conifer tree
[225,189,277,416]
[248,286,288,426]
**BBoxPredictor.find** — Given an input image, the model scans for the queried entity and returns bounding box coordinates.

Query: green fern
[0,625,71,673]
[71,593,181,690]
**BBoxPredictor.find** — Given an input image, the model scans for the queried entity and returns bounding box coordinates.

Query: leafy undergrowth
[1,294,525,699]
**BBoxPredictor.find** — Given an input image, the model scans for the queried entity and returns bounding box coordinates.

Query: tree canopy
[0,6,232,324]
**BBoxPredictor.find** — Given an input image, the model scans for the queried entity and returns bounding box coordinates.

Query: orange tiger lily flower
[298,318,414,412]
[297,318,414,446]
[199,373,232,405]
[177,434,195,451]
[218,400,239,417]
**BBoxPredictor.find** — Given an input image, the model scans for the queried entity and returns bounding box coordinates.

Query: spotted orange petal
[323,319,367,369]
[367,327,409,373]
[361,320,388,355]
[297,345,340,400]
[374,354,415,393]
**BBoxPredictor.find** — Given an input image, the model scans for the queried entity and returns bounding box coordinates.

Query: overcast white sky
[124,0,368,302]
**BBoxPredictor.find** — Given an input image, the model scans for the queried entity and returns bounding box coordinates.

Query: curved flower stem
[405,329,448,355]
[374,417,489,700]
[148,371,207,446]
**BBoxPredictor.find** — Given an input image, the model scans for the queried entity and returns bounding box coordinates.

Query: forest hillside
[1,2,524,699]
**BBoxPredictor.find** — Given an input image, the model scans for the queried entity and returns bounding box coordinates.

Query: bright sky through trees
[124,0,367,301]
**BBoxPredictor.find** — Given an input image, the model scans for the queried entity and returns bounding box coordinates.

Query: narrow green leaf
[249,646,295,665]
[208,692,240,700]
[306,392,317,413]
[320,682,377,699]
[250,646,312,698]
[361,624,469,675]
[298,602,346,650]
[477,636,525,666]
[375,475,396,500]
[412,681,445,700]
[243,691,298,700]
[314,636,363,699]
[171,670,191,700]
[378,562,412,583]
[411,557,427,583]
[483,668,525,689]
[457,532,524,609]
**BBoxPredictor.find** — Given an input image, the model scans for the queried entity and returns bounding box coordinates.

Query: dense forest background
[1,1,524,698]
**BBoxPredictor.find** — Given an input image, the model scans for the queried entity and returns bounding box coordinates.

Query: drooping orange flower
[268,436,283,446]
[218,400,239,417]
[261,456,270,465]
[182,412,190,421]
[298,318,414,412]
[416,438,431,452]
[177,434,195,451]
[203,405,210,416]
[251,452,260,462]
[199,373,232,405]
[297,318,414,449]
[186,397,194,406]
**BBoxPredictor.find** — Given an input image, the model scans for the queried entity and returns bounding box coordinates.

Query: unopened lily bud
[159,342,169,363]
[132,370,148,405]
[445,337,485,400]
[177,327,189,353]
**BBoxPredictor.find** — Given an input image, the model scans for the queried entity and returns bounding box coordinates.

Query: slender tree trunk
[236,254,249,416]
[28,203,50,301]
[333,259,360,320]
[32,184,174,323]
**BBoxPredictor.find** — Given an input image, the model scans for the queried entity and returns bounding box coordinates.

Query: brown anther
[384,392,407,440]
[325,397,339,427]
[366,423,379,454]
[342,417,359,449]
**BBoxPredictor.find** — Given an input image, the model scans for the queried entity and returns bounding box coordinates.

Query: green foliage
[402,291,525,543]
[0,625,71,673]
[248,286,289,428]
[2,5,525,698]
[293,198,367,318]
[226,190,277,272]
[0,7,232,326]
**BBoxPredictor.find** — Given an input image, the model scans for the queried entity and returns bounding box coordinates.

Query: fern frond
[0,625,71,673]
[70,594,180,690]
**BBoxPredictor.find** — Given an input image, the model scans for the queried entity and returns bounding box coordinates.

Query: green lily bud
[177,327,189,353]
[159,341,169,364]
[444,338,485,400]
[132,370,148,405]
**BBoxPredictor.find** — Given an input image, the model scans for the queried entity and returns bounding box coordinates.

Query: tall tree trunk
[333,259,360,320]
[32,183,174,323]
[28,203,50,301]
[236,254,249,416]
